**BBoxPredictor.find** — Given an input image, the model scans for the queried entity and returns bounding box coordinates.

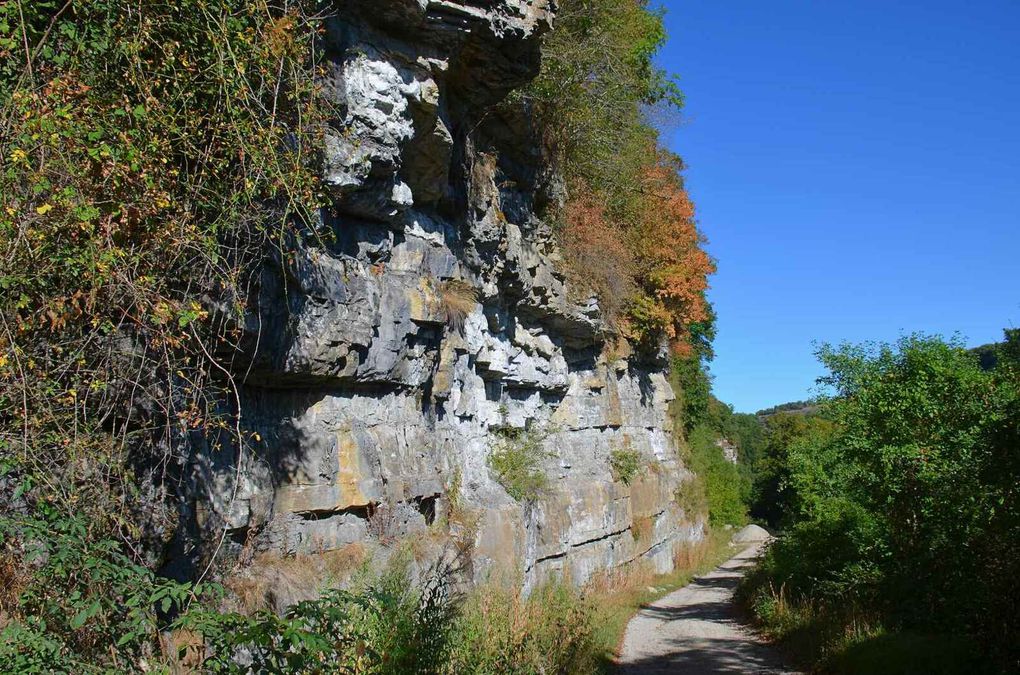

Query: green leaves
[68,601,99,630]
[609,447,642,485]
[1,9,334,670]
[746,332,1020,668]
[487,424,555,502]
[0,513,200,672]
[172,556,459,674]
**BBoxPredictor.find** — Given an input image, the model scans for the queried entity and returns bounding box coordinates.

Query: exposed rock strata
[180,0,704,589]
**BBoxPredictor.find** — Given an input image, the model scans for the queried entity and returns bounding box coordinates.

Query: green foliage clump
[1,518,456,674]
[488,425,554,502]
[669,364,759,527]
[742,332,1020,672]
[1,509,609,674]
[609,448,641,485]
[524,0,681,205]
[669,350,714,434]
[684,424,747,527]
[0,514,197,673]
[181,553,457,674]
[748,411,836,527]
[0,0,332,539]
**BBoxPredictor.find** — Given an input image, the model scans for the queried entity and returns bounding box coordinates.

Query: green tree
[749,412,835,527]
[747,333,1020,669]
[686,424,747,527]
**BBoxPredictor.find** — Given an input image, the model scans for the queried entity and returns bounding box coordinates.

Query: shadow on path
[617,544,798,675]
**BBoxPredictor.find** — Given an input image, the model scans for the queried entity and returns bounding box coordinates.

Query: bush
[609,448,641,485]
[685,425,747,527]
[181,552,458,674]
[669,352,714,433]
[0,0,331,576]
[741,332,1020,672]
[558,190,635,326]
[487,425,553,502]
[749,411,836,528]
[0,514,197,672]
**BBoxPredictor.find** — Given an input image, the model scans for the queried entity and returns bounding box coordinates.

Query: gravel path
[617,543,798,674]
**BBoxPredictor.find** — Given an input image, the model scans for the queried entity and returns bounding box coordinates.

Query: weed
[449,581,600,674]
[630,515,653,544]
[487,424,554,502]
[609,448,641,485]
[439,279,479,333]
[673,475,709,519]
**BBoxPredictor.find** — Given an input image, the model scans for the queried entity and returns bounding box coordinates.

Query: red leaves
[560,189,636,324]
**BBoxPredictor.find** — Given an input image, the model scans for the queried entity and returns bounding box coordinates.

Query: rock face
[717,438,739,464]
[180,0,704,590]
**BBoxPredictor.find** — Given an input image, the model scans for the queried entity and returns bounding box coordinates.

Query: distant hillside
[755,400,818,417]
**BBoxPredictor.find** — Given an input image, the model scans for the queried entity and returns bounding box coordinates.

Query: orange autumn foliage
[628,153,715,355]
[560,189,636,327]
[559,151,714,356]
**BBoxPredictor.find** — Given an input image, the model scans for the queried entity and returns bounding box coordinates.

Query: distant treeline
[971,331,1017,371]
[755,400,817,417]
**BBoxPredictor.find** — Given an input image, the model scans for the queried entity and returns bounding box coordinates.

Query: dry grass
[441,469,482,571]
[162,628,204,674]
[448,531,734,675]
[449,577,601,674]
[439,280,478,333]
[630,515,654,544]
[0,550,25,621]
[222,544,366,615]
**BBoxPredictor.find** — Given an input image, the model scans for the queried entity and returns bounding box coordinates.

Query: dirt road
[617,544,797,674]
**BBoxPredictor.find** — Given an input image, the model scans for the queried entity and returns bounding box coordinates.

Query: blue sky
[656,1,1020,412]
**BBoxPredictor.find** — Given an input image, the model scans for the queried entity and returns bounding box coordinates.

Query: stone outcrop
[179,0,704,590]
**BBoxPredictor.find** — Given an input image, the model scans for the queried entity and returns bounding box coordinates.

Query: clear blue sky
[656,0,1020,413]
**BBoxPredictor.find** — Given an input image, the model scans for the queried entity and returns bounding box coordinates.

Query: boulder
[733,524,772,544]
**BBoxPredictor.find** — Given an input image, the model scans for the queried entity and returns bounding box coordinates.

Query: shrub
[487,425,553,502]
[609,447,641,485]
[181,552,459,674]
[742,332,1020,672]
[673,475,709,520]
[0,514,197,672]
[630,516,653,544]
[686,424,747,527]
[558,190,635,325]
[523,0,681,203]
[0,0,332,573]
[669,350,714,433]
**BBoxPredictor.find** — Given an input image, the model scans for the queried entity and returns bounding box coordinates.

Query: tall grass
[449,527,735,673]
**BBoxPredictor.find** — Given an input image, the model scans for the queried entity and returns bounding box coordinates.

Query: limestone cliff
[181,0,704,589]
